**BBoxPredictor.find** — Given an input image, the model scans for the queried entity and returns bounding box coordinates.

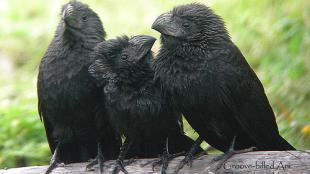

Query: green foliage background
[0,0,309,168]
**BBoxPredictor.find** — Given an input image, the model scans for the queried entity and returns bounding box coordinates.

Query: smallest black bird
[89,35,196,174]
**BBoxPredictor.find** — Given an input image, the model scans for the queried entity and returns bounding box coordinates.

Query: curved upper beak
[152,12,179,37]
[130,35,156,59]
[139,35,156,51]
[62,4,74,23]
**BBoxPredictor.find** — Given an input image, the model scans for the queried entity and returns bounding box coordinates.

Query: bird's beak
[152,12,180,37]
[130,35,156,59]
[139,35,156,51]
[62,4,74,24]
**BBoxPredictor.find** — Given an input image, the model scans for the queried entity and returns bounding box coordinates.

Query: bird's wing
[215,43,284,149]
[37,70,57,152]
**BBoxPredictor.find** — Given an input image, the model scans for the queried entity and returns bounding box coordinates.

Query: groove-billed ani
[37,1,120,173]
[152,3,295,172]
[89,35,201,174]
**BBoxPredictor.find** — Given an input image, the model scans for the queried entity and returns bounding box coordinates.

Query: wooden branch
[1,151,309,174]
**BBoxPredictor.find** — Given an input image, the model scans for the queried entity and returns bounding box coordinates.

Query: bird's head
[89,35,156,84]
[152,3,229,46]
[94,35,155,70]
[60,0,105,40]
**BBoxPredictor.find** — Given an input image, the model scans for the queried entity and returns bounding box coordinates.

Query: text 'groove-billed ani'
[152,3,295,172]
[37,1,120,174]
[89,35,202,174]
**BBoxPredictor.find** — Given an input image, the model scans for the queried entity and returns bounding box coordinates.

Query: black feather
[152,3,295,151]
[37,0,120,165]
[89,35,201,158]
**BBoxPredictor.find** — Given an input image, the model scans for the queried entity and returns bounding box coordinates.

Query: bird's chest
[105,89,134,111]
[104,89,138,129]
[40,51,95,105]
[43,50,90,84]
[105,88,165,138]
[160,58,226,110]
[160,57,209,95]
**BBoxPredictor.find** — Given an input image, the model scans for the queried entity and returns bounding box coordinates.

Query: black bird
[89,35,201,174]
[152,3,295,172]
[37,1,120,173]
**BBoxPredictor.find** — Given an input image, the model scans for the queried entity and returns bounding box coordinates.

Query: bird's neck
[54,26,101,50]
[67,34,101,49]
[163,36,232,59]
[116,65,154,90]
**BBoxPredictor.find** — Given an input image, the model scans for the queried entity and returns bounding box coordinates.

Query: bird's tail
[261,135,296,151]
[276,136,296,150]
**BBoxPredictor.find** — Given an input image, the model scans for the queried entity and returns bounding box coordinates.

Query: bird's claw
[85,158,98,171]
[85,156,106,173]
[173,153,194,174]
[211,145,256,172]
[45,144,62,174]
[151,159,162,171]
[141,152,184,172]
[112,159,129,174]
[45,160,61,174]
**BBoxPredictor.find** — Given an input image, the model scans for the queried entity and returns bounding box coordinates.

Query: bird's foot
[141,152,184,167]
[85,154,106,173]
[173,137,203,174]
[45,160,61,174]
[123,158,136,166]
[211,146,256,172]
[85,143,106,173]
[172,151,197,174]
[142,152,184,173]
[211,137,257,172]
[112,159,129,174]
[112,139,133,174]
[45,143,62,174]
[86,158,98,171]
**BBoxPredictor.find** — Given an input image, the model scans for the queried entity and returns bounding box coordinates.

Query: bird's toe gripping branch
[45,144,62,174]
[211,136,257,172]
[173,137,204,174]
[85,143,107,174]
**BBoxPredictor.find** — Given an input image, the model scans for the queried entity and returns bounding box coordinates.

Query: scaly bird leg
[112,139,132,174]
[173,136,204,174]
[85,143,106,174]
[160,138,174,174]
[45,143,62,174]
[143,138,184,174]
[141,152,185,169]
[211,136,256,172]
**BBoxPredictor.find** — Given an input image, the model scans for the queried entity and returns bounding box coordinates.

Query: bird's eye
[121,54,128,60]
[82,16,87,21]
[182,22,190,28]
